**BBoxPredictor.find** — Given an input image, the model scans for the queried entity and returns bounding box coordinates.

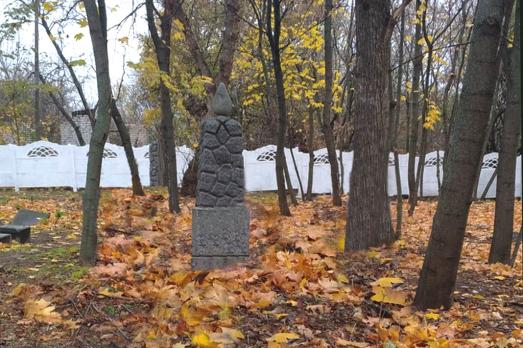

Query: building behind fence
[0,141,520,198]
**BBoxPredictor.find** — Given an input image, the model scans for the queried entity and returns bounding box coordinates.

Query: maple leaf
[24,299,78,329]
[371,286,408,306]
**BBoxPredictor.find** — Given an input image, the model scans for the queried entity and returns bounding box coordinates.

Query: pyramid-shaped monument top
[212,83,233,116]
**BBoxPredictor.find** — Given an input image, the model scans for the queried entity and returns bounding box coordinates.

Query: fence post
[69,144,78,192]
[8,144,19,192]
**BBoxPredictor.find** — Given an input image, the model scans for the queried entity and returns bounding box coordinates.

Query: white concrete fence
[0,141,520,198]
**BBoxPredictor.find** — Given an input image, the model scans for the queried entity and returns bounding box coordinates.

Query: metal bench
[0,209,49,244]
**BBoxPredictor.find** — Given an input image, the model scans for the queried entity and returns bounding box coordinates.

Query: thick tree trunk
[490,0,520,264]
[408,0,423,215]
[145,0,181,213]
[345,0,394,251]
[322,0,342,206]
[80,0,112,266]
[414,0,507,310]
[110,99,144,196]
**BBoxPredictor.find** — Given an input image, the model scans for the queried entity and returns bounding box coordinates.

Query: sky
[0,0,148,105]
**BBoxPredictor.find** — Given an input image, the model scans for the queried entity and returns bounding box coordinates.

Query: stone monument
[192,83,249,269]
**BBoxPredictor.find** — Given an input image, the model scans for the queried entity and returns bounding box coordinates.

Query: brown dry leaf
[267,332,300,343]
[371,285,408,306]
[335,338,369,347]
[24,299,77,329]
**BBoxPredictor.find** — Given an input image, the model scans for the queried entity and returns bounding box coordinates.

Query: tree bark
[39,74,85,146]
[145,0,181,213]
[41,17,95,126]
[42,16,142,194]
[110,99,145,196]
[489,0,520,264]
[407,0,423,215]
[80,0,112,266]
[266,0,291,216]
[393,9,406,238]
[33,0,42,140]
[322,0,342,206]
[414,0,508,310]
[345,0,394,250]
[306,108,315,200]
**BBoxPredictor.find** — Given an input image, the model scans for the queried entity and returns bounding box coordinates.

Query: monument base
[192,256,248,270]
[191,205,249,270]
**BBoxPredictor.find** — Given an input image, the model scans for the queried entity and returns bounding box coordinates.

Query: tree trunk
[110,99,145,196]
[489,0,520,264]
[284,159,297,205]
[306,108,315,200]
[414,0,508,310]
[80,0,112,266]
[145,0,181,213]
[33,0,42,140]
[41,17,95,126]
[345,0,394,250]
[408,0,423,216]
[42,15,141,190]
[39,74,86,146]
[266,0,290,216]
[393,9,406,238]
[322,0,341,206]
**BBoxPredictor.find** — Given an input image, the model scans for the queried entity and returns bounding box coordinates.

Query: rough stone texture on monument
[195,117,245,207]
[212,83,234,116]
[192,83,249,270]
[192,206,249,256]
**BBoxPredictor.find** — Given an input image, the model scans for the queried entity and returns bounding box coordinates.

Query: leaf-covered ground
[0,189,521,347]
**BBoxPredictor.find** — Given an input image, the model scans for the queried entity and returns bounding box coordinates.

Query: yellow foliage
[423,101,441,130]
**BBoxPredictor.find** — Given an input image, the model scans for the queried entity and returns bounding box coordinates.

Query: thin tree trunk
[266,0,290,216]
[480,167,498,199]
[289,145,305,200]
[338,148,344,194]
[414,0,508,310]
[490,0,520,264]
[510,226,522,266]
[42,15,142,192]
[110,99,144,196]
[33,0,41,140]
[413,6,434,206]
[393,9,406,239]
[38,74,86,146]
[345,0,394,250]
[41,17,95,126]
[322,0,341,206]
[306,108,315,200]
[407,0,424,215]
[80,0,112,266]
[283,159,297,205]
[145,0,180,213]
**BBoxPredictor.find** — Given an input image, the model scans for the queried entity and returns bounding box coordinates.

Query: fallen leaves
[1,190,522,347]
[370,277,408,306]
